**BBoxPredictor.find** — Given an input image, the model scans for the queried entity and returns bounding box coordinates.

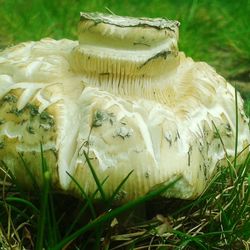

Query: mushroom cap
[78,12,179,50]
[0,13,249,202]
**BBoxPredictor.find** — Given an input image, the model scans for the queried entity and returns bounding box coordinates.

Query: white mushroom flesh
[0,13,249,201]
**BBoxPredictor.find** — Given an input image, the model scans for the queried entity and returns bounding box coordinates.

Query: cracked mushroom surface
[0,12,249,202]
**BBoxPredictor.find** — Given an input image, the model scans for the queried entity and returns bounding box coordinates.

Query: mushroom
[0,12,249,202]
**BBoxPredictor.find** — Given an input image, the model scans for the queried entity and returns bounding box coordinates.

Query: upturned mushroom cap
[0,13,249,202]
[71,12,180,92]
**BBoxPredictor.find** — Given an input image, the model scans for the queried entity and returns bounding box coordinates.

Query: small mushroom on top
[0,12,249,202]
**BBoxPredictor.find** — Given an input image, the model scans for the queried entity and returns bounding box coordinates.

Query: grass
[0,150,182,249]
[0,0,250,80]
[0,142,249,249]
[0,0,250,249]
[1,144,249,249]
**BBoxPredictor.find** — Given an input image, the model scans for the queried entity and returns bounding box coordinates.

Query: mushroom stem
[70,13,180,101]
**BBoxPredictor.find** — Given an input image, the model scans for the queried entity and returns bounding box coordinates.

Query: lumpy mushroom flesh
[0,12,249,202]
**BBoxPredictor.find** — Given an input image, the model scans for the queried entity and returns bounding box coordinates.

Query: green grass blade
[5,197,39,214]
[35,145,51,250]
[231,155,250,227]
[0,201,31,221]
[18,152,39,190]
[93,223,104,250]
[52,175,182,250]
[84,151,107,203]
[65,174,108,237]
[66,171,97,219]
[211,121,230,162]
[47,193,61,246]
[171,169,227,216]
[234,84,239,169]
[109,170,134,205]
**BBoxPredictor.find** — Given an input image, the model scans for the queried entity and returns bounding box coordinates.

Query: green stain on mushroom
[92,110,105,127]
[114,126,133,139]
[27,104,39,116]
[40,111,55,127]
[8,107,24,117]
[92,110,115,127]
[3,94,17,103]
[27,125,35,134]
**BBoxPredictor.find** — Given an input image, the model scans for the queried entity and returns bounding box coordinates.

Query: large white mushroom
[0,12,249,201]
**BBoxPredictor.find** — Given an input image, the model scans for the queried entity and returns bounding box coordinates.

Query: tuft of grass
[0,139,249,249]
[0,148,182,249]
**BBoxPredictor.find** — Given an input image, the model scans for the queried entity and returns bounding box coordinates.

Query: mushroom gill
[0,12,249,202]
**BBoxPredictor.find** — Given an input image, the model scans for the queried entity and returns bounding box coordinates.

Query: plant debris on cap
[0,12,249,202]
[79,12,180,30]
